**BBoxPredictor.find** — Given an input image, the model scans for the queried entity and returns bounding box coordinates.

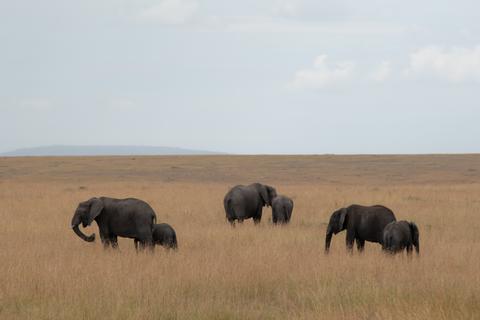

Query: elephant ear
[338,208,348,230]
[267,186,277,201]
[87,198,104,226]
[258,185,269,206]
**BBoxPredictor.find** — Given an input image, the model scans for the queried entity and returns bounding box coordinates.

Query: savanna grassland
[1,155,480,319]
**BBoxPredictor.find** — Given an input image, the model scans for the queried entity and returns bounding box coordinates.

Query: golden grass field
[1,155,480,319]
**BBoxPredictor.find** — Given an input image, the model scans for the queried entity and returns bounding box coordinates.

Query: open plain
[1,155,479,319]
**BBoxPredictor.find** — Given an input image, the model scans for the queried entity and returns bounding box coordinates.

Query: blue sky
[1,0,479,154]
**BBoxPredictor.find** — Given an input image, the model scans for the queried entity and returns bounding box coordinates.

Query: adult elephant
[272,195,294,224]
[325,204,396,253]
[223,183,277,225]
[70,197,157,249]
[382,221,419,255]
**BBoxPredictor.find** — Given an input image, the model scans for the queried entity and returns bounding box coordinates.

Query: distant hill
[1,145,224,156]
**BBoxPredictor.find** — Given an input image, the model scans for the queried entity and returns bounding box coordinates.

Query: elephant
[325,204,396,253]
[272,195,294,224]
[382,220,419,255]
[223,183,277,225]
[70,197,157,249]
[135,223,178,250]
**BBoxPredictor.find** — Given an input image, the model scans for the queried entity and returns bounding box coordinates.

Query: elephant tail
[282,204,289,222]
[224,197,236,220]
[172,232,178,250]
[152,214,157,230]
[409,222,420,254]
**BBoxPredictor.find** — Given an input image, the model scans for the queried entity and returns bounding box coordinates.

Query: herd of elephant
[70,182,419,255]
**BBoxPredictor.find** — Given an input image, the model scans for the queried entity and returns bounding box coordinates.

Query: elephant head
[70,197,104,242]
[254,183,277,207]
[325,208,348,253]
[409,222,420,254]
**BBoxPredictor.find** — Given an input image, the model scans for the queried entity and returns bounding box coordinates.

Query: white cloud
[289,55,355,89]
[369,61,391,82]
[406,46,480,82]
[224,18,405,35]
[137,0,198,25]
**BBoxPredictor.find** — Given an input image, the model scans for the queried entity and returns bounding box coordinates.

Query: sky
[1,0,479,154]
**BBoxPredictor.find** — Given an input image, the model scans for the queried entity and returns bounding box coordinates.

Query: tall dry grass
[0,156,479,319]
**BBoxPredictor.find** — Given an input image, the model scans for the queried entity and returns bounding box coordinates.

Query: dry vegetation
[1,155,480,319]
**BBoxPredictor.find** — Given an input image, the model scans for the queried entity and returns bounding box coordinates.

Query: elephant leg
[136,239,153,252]
[143,237,155,252]
[139,240,155,252]
[272,215,278,224]
[406,244,413,256]
[253,207,262,225]
[135,224,154,251]
[356,238,365,252]
[134,239,139,251]
[100,233,111,249]
[346,229,355,253]
[98,228,113,249]
[227,217,236,226]
[110,236,118,249]
[102,240,110,249]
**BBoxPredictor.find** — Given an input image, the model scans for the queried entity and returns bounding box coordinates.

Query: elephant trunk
[72,224,95,242]
[325,226,333,253]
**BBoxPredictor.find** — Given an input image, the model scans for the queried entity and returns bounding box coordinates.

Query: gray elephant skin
[382,220,419,255]
[224,183,277,224]
[272,195,293,224]
[325,204,396,253]
[135,223,178,250]
[71,197,157,249]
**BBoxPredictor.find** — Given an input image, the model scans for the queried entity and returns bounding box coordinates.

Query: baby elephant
[135,223,178,250]
[382,221,419,255]
[272,195,294,224]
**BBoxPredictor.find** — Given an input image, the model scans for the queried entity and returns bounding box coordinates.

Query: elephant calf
[272,195,293,224]
[135,223,178,250]
[382,221,419,255]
